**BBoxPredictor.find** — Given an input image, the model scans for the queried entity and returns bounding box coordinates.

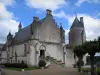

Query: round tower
[69,16,86,48]
[60,23,65,43]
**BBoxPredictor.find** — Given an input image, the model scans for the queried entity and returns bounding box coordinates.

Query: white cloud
[0,1,19,43]
[26,0,67,11]
[53,11,100,42]
[75,0,87,6]
[0,0,15,6]
[53,10,68,18]
[76,0,100,6]
[65,29,69,44]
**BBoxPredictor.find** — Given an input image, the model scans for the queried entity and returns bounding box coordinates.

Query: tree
[98,37,100,50]
[73,45,86,72]
[83,40,99,75]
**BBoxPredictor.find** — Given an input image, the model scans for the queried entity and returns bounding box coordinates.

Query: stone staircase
[45,56,65,67]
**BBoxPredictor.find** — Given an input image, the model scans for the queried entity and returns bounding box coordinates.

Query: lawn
[81,67,91,72]
[81,67,100,73]
[6,66,40,71]
[96,67,100,73]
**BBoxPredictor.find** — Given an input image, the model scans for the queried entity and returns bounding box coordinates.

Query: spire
[18,22,22,32]
[70,16,84,29]
[7,31,13,40]
[8,30,11,36]
[60,23,63,29]
[19,22,22,27]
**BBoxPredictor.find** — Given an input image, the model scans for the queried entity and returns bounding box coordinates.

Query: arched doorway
[39,45,46,58]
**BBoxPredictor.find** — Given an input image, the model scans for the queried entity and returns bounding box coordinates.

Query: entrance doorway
[39,45,46,59]
[40,50,45,58]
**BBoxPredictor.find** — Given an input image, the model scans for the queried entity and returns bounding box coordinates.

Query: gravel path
[1,64,90,75]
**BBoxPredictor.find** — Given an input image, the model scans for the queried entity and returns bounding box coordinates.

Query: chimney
[46,9,52,15]
[33,16,39,22]
[80,17,84,25]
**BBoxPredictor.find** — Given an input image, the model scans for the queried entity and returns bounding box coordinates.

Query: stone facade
[1,10,86,67]
[64,16,86,67]
[2,9,65,67]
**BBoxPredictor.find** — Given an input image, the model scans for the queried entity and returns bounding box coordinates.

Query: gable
[39,15,61,43]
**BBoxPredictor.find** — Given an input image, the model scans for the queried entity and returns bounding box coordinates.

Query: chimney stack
[33,16,39,22]
[80,17,84,25]
[46,9,52,15]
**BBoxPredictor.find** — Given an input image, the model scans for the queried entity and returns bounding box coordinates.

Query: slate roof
[11,20,43,45]
[11,25,32,45]
[6,14,59,46]
[70,16,84,29]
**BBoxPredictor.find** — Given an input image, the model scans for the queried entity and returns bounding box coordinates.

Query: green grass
[81,67,100,73]
[81,67,91,72]
[6,66,40,71]
[96,67,100,73]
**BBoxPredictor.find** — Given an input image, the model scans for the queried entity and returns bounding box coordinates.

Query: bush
[76,60,84,66]
[3,63,28,68]
[38,60,46,67]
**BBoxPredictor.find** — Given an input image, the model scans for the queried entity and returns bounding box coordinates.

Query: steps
[47,56,65,67]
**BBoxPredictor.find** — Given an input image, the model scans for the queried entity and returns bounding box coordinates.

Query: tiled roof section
[11,25,32,45]
[70,17,84,29]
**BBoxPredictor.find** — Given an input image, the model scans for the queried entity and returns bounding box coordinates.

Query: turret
[80,17,84,27]
[69,16,86,48]
[60,23,65,43]
[18,22,22,32]
[7,31,13,45]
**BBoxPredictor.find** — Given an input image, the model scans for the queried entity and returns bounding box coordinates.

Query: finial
[9,30,11,33]
[19,22,22,27]
[60,23,62,26]
[8,30,11,36]
[60,23,63,29]
[75,12,77,17]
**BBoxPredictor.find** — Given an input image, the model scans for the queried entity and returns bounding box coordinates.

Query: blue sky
[0,0,100,44]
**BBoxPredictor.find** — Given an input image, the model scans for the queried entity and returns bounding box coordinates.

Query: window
[12,47,13,57]
[24,44,27,56]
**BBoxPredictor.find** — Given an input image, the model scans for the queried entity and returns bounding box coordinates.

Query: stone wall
[39,16,61,43]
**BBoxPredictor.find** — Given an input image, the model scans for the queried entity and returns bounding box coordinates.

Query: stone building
[0,43,5,63]
[64,16,86,67]
[2,9,86,67]
[2,9,65,67]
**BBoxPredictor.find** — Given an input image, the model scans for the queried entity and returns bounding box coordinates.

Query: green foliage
[98,37,100,50]
[3,63,28,68]
[81,67,91,72]
[7,66,40,71]
[38,60,46,67]
[96,67,100,73]
[83,40,99,55]
[74,45,86,58]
